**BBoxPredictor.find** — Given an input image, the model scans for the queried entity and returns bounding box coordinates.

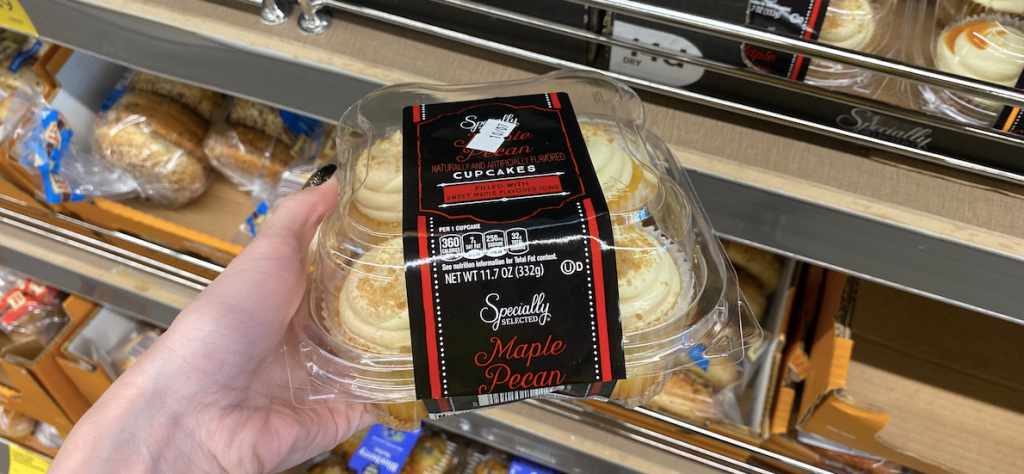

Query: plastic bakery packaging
[920,13,1024,127]
[289,70,762,431]
[744,0,894,88]
[0,85,139,204]
[92,72,222,208]
[204,97,325,191]
[0,267,67,347]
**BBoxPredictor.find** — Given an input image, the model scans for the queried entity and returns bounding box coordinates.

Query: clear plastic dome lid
[288,71,761,429]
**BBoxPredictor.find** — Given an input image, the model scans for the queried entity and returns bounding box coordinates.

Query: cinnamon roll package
[288,71,762,430]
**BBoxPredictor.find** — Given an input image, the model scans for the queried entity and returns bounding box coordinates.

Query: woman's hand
[50,172,373,474]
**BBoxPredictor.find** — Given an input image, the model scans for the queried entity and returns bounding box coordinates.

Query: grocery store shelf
[0,203,201,327]
[13,0,1024,323]
[429,402,767,474]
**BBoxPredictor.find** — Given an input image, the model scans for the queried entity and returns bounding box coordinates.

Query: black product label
[744,0,830,81]
[402,93,625,415]
[995,75,1024,135]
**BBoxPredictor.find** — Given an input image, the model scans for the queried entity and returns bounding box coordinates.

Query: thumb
[175,176,339,349]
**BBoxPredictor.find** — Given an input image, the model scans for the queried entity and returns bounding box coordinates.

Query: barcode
[477,386,564,407]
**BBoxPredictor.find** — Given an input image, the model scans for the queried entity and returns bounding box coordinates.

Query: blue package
[687,343,710,371]
[348,424,423,474]
[245,201,270,237]
[279,109,323,138]
[20,107,83,204]
[509,458,557,474]
[99,71,135,115]
[7,40,41,73]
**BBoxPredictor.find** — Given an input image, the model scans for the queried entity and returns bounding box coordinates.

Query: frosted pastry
[336,228,686,352]
[971,0,1024,14]
[819,0,877,51]
[935,20,1024,88]
[349,124,657,231]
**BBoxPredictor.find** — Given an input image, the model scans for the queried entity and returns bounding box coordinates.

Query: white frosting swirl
[337,238,411,351]
[936,20,1024,87]
[615,229,683,333]
[972,0,1024,14]
[352,131,404,224]
[819,0,876,51]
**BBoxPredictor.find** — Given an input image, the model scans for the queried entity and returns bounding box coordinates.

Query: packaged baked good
[31,422,63,449]
[0,268,67,347]
[289,71,761,430]
[0,32,51,98]
[93,88,214,208]
[401,431,461,474]
[232,123,334,245]
[204,98,325,190]
[921,14,1024,126]
[744,0,894,88]
[1,85,138,204]
[643,371,722,423]
[125,72,224,122]
[723,241,781,322]
[0,407,37,439]
[804,0,896,87]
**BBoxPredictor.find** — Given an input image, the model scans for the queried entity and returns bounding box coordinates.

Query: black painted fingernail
[302,164,337,190]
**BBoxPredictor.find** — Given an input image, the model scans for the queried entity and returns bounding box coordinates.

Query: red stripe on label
[443,176,562,203]
[804,0,824,39]
[550,93,561,109]
[412,105,422,123]
[789,0,824,80]
[789,56,805,80]
[583,198,612,381]
[438,398,451,413]
[419,216,441,398]
[587,382,603,397]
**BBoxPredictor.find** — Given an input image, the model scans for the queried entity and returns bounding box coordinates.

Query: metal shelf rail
[11,0,1024,323]
[264,0,1024,184]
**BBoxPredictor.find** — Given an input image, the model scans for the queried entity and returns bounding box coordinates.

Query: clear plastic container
[805,0,896,88]
[289,71,761,430]
[921,14,1024,126]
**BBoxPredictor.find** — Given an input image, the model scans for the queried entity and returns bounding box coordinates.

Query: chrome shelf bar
[531,400,830,474]
[569,0,1024,109]
[318,0,1024,184]
[431,0,1024,149]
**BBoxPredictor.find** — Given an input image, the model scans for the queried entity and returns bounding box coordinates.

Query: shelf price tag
[0,0,38,36]
[8,444,50,474]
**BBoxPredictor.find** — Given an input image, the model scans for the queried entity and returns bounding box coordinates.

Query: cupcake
[805,0,892,87]
[926,17,1024,125]
[939,0,1024,26]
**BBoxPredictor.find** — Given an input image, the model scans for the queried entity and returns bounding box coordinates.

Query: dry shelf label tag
[466,119,517,153]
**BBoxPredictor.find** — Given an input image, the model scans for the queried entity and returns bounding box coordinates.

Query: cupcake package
[287,71,762,430]
[918,6,1024,128]
[743,0,895,88]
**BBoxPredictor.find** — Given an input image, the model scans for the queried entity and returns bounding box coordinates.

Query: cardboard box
[0,296,93,436]
[792,273,1024,474]
[56,304,154,405]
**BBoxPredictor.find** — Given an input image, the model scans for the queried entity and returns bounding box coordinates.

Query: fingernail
[302,164,337,190]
